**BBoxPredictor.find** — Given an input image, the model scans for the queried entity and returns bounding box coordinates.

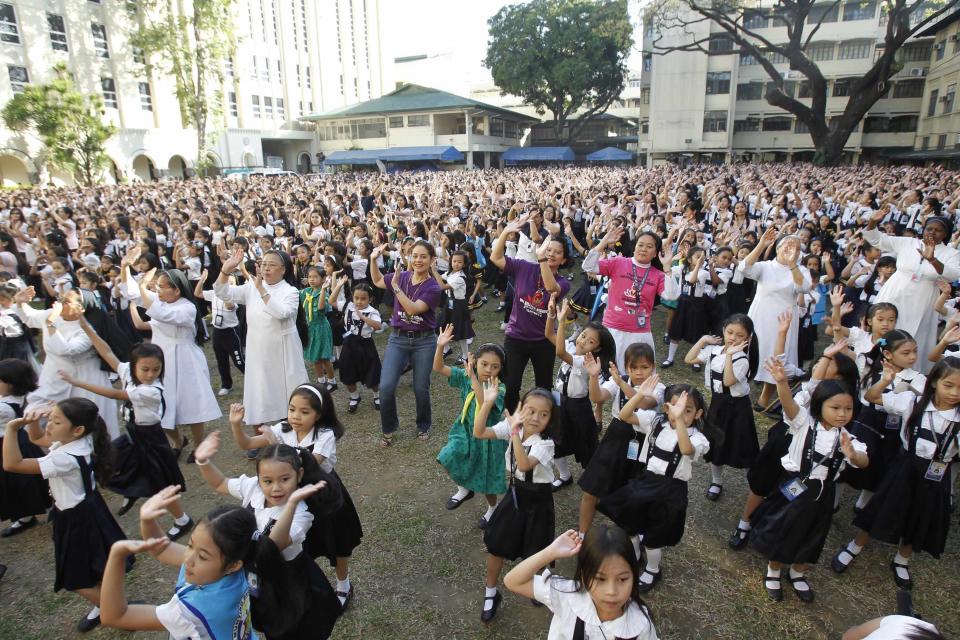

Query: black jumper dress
[704,352,759,469]
[298,444,363,567]
[0,401,52,521]
[553,361,600,466]
[578,378,648,498]
[483,445,555,561]
[668,270,708,345]
[110,391,186,498]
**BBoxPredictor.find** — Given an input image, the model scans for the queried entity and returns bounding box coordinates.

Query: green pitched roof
[299,84,539,123]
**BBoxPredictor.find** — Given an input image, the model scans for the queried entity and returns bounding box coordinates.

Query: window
[48,13,68,51]
[838,39,871,59]
[938,134,947,149]
[642,53,652,72]
[277,98,285,119]
[138,82,152,111]
[260,57,269,81]
[101,77,117,108]
[703,110,727,133]
[734,118,760,132]
[305,66,311,89]
[893,79,925,98]
[251,95,261,118]
[641,88,650,104]
[766,48,788,64]
[91,23,109,58]
[0,3,20,44]
[276,59,281,83]
[798,81,812,98]
[504,120,518,138]
[833,78,852,97]
[705,71,731,94]
[898,44,931,62]
[708,34,733,53]
[766,80,797,98]
[228,92,238,117]
[795,119,810,133]
[921,136,929,150]
[945,84,956,113]
[490,117,504,137]
[805,42,834,61]
[762,116,792,131]
[740,51,758,65]
[808,3,839,23]
[743,9,767,28]
[737,82,764,100]
[407,114,429,127]
[126,1,139,16]
[935,40,946,61]
[928,89,939,117]
[7,65,27,93]
[641,120,649,134]
[890,114,917,132]
[388,115,403,128]
[224,58,234,79]
[264,96,273,117]
[842,0,875,20]
[472,116,486,135]
[133,46,144,64]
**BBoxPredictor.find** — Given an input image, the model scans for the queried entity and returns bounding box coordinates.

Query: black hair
[828,350,860,398]
[623,342,656,370]
[474,342,506,369]
[576,322,616,375]
[904,357,960,439]
[255,444,343,517]
[128,343,165,384]
[58,398,113,483]
[351,282,373,300]
[861,329,917,392]
[0,358,37,396]
[410,239,436,258]
[546,233,571,264]
[201,505,302,638]
[721,313,760,378]
[634,231,664,272]
[809,380,856,424]
[284,383,344,440]
[863,302,898,335]
[518,387,560,443]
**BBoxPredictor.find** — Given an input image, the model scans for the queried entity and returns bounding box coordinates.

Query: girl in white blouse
[504,526,659,640]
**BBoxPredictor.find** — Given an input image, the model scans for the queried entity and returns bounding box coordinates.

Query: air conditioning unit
[684,138,693,144]
[934,43,944,50]
[780,70,801,80]
[909,67,928,77]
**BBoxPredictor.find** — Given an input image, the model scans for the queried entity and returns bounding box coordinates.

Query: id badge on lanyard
[626,438,641,461]
[923,416,955,482]
[925,461,948,482]
[632,264,651,329]
[780,477,807,501]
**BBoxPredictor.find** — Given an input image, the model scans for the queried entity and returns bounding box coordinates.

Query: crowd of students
[0,162,956,639]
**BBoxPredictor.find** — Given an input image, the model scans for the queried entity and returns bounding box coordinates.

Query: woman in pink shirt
[583,227,675,368]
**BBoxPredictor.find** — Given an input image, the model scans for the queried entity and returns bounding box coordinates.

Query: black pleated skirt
[51,492,128,592]
[705,295,728,335]
[267,551,342,640]
[746,421,792,497]
[839,405,887,491]
[337,336,381,388]
[447,298,475,341]
[705,393,758,469]
[749,476,836,565]
[483,481,555,561]
[569,281,599,317]
[553,395,599,465]
[797,321,818,364]
[0,428,52,521]
[578,418,646,498]
[668,295,709,345]
[110,421,186,498]
[725,281,751,316]
[305,471,364,566]
[327,309,345,348]
[596,471,688,547]
[854,454,954,558]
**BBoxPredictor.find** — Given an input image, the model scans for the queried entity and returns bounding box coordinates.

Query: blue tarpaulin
[502,146,575,164]
[586,146,633,162]
[323,146,464,165]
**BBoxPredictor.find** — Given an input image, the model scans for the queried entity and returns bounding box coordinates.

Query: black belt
[392,328,433,339]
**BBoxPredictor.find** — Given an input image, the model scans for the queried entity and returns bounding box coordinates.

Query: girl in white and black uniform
[337,283,382,412]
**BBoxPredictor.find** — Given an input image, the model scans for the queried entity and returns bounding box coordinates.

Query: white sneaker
[217,388,230,396]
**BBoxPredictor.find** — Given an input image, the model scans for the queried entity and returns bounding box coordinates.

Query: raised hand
[557,298,571,320]
[701,334,722,346]
[665,391,689,426]
[829,285,845,307]
[637,373,661,397]
[941,324,960,345]
[879,358,898,384]
[140,485,183,521]
[547,529,583,559]
[764,356,788,383]
[57,369,77,384]
[726,338,750,355]
[918,240,936,262]
[777,310,793,334]
[481,378,500,404]
[840,302,855,317]
[48,301,63,324]
[192,431,221,464]
[824,337,849,358]
[257,425,280,445]
[840,430,855,458]
[221,245,244,272]
[13,286,34,304]
[228,402,245,425]
[111,537,171,557]
[583,352,602,377]
[437,324,455,347]
[289,480,328,504]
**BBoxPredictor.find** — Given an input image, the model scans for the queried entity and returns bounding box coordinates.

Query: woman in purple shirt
[371,240,443,447]
[490,214,571,411]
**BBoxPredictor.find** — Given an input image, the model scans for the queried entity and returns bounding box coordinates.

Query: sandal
[417,431,431,441]
[379,434,394,448]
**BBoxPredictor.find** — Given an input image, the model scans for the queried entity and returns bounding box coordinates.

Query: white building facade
[0,0,384,186]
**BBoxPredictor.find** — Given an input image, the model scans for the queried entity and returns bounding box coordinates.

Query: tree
[132,0,236,176]
[485,0,634,143]
[2,65,116,186]
[646,0,959,165]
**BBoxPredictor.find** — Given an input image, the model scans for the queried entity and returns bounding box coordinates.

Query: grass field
[0,275,958,639]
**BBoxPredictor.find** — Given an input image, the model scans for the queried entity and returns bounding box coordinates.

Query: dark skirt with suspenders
[52,455,129,592]
[724,277,754,316]
[840,401,889,492]
[0,402,52,521]
[853,420,958,558]
[553,368,599,466]
[667,278,708,345]
[579,379,647,498]
[746,420,793,497]
[749,427,847,564]
[596,420,689,547]
[0,316,36,363]
[572,617,642,640]
[447,296,474,341]
[109,394,186,498]
[704,353,758,469]
[301,454,363,567]
[483,447,555,561]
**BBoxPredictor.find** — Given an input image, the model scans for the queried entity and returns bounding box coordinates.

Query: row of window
[920,134,959,151]
[1,3,111,57]
[927,85,957,117]
[6,63,154,112]
[739,39,876,66]
[250,96,287,120]
[316,115,522,141]
[723,115,865,134]
[733,78,926,101]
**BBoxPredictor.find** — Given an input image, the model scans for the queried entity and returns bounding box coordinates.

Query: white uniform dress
[214,278,308,425]
[140,289,221,429]
[17,307,120,438]
[742,260,811,384]
[863,228,960,374]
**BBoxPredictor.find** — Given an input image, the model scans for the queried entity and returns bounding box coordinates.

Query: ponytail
[57,398,113,483]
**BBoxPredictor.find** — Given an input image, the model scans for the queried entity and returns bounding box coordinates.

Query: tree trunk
[812,128,854,166]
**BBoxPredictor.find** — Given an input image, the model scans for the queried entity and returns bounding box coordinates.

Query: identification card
[214,313,223,328]
[802,316,812,329]
[448,298,454,309]
[779,478,807,501]
[925,460,948,482]
[712,379,723,394]
[636,312,647,329]
[885,414,901,431]
[626,439,640,461]
[552,390,562,406]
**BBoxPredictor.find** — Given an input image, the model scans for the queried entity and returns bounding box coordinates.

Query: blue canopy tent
[503,146,575,165]
[586,146,633,163]
[324,146,465,167]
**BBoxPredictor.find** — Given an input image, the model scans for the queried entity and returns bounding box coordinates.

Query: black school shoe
[117,497,139,516]
[788,575,815,603]
[480,590,502,624]
[446,490,475,510]
[728,524,750,550]
[764,571,783,602]
[77,612,100,633]
[890,559,913,590]
[551,477,573,492]
[167,517,194,542]
[337,585,354,611]
[636,569,662,594]
[1,516,37,537]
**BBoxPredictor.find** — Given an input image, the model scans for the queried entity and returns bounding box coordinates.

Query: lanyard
[800,425,841,483]
[920,413,959,462]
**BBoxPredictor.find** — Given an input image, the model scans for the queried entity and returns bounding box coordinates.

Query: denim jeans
[379,333,437,435]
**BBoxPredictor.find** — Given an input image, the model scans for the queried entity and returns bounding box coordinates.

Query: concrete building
[301,83,538,169]
[0,0,384,186]
[637,2,933,165]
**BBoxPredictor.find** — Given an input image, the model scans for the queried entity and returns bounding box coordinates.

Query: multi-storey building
[637,1,933,165]
[0,0,383,185]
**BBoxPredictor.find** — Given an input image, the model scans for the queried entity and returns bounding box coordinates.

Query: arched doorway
[242,151,256,168]
[167,155,188,179]
[297,152,311,174]
[0,155,30,186]
[102,158,121,184]
[203,153,222,177]
[132,154,156,182]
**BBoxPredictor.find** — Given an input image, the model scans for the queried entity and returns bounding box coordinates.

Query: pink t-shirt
[599,257,665,333]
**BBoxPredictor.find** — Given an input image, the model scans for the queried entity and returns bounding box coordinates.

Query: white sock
[554,457,571,481]
[335,346,341,359]
[836,539,862,567]
[458,340,469,359]
[336,576,351,595]
[738,519,752,531]
[350,391,360,400]
[483,586,498,611]
[174,513,190,526]
[765,566,781,589]
[894,552,911,568]
[711,464,724,486]
[319,376,328,384]
[789,567,809,591]
[855,490,873,510]
[86,607,100,620]
[452,486,470,501]
[642,547,662,581]
[483,505,496,521]
[667,342,678,361]
[631,535,643,561]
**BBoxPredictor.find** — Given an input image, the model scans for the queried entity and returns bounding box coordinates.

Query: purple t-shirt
[504,256,571,341]
[384,271,442,331]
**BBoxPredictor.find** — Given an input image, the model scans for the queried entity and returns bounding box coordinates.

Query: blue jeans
[379,333,437,435]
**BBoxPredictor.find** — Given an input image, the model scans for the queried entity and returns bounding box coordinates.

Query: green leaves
[1,64,115,186]
[485,0,633,141]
